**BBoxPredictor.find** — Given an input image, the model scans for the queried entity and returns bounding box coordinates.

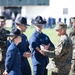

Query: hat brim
[32,20,46,25]
[7,33,20,36]
[7,33,15,36]
[15,22,30,26]
[54,26,61,30]
[21,23,30,26]
[26,24,30,26]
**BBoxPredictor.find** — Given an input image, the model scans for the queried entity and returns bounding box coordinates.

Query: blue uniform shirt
[29,31,55,64]
[5,42,22,75]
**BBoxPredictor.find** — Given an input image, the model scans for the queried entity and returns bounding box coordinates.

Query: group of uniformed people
[0,13,75,75]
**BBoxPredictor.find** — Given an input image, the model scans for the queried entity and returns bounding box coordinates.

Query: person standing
[69,17,75,75]
[15,16,31,75]
[51,22,73,75]
[29,16,55,75]
[11,13,15,29]
[3,28,22,75]
[0,14,10,75]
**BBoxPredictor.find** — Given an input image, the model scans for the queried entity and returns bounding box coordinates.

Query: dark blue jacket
[29,31,55,65]
[5,42,22,75]
[17,34,31,75]
[17,34,30,56]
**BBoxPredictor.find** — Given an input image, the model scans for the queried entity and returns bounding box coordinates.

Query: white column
[21,6,26,17]
[0,7,4,15]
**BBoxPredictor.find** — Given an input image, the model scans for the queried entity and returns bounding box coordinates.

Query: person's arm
[40,44,55,57]
[44,36,55,51]
[23,38,31,58]
[54,40,69,59]
[29,36,45,56]
[48,38,55,51]
[5,48,16,73]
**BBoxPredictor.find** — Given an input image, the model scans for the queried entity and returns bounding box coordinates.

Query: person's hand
[3,70,8,75]
[23,52,31,58]
[40,44,50,50]
[39,50,45,56]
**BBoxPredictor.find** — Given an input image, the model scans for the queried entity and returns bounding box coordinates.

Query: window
[63,8,68,15]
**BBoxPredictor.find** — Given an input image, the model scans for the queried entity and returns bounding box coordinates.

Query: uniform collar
[34,30,43,35]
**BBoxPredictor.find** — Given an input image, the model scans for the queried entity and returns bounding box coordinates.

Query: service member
[29,16,55,75]
[51,22,73,75]
[69,17,75,75]
[15,16,31,75]
[3,28,22,75]
[0,14,10,75]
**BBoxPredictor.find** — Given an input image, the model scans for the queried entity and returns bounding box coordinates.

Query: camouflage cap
[54,22,67,30]
[71,17,75,22]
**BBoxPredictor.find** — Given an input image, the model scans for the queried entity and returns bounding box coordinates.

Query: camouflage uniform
[69,27,75,74]
[0,28,10,75]
[46,22,73,75]
[51,34,73,75]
